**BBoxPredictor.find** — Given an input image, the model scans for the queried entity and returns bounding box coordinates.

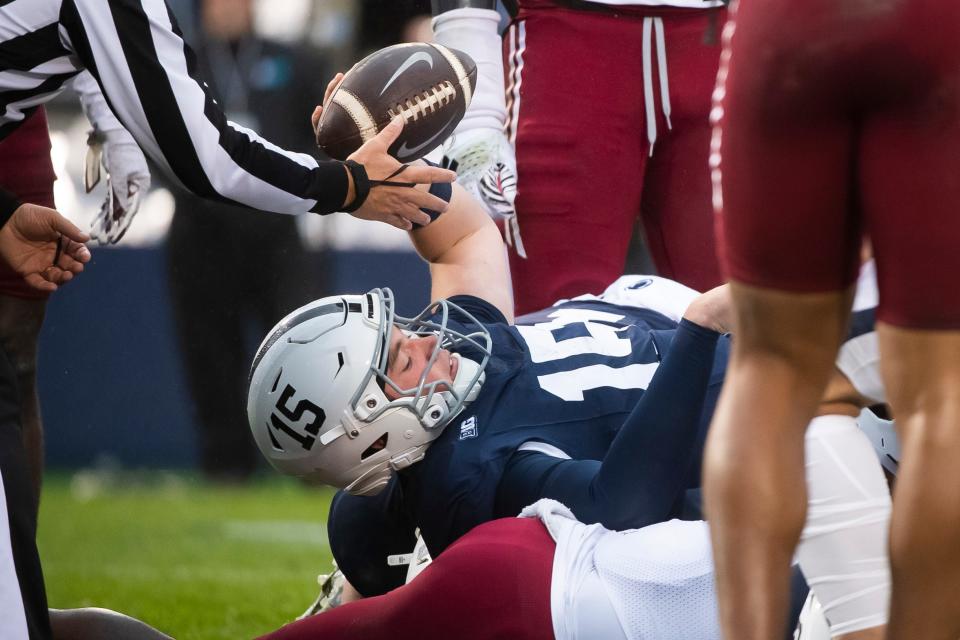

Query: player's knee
[894,400,960,452]
[878,325,960,417]
[703,438,806,536]
[730,284,850,371]
[729,329,842,412]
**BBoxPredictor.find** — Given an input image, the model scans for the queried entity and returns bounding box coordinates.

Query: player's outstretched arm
[345,119,457,229]
[496,289,729,528]
[409,182,514,322]
[310,44,509,310]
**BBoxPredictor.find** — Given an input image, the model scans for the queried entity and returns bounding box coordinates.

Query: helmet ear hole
[360,433,389,460]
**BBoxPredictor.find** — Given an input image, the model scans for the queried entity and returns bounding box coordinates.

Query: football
[316,43,477,163]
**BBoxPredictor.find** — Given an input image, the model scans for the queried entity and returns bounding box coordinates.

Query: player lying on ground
[255,78,732,551]
[247,161,893,636]
[248,175,733,548]
[315,280,891,640]
[255,354,889,640]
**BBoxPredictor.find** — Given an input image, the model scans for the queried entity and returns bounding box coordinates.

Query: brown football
[316,43,477,163]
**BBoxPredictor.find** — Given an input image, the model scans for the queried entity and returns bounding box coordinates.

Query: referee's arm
[59,0,350,215]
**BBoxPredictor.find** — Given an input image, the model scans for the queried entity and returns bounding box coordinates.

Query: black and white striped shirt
[0,0,348,215]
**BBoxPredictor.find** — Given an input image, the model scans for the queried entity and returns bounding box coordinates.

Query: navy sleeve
[443,294,510,325]
[495,319,720,530]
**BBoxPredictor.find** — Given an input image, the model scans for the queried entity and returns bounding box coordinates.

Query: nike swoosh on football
[380,51,434,97]
[396,112,459,159]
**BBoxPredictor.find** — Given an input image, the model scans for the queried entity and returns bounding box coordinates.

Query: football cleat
[298,566,347,619]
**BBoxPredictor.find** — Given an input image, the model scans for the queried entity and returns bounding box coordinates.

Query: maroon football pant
[505,2,726,315]
[0,108,56,300]
[257,518,555,640]
[715,0,960,329]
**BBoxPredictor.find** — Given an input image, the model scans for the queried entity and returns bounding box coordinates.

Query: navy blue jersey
[400,295,729,555]
[330,287,881,593]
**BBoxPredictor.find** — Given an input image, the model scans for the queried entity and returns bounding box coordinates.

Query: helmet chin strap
[420,353,485,429]
[451,353,485,404]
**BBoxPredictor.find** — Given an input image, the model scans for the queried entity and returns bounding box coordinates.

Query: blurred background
[39,0,451,477]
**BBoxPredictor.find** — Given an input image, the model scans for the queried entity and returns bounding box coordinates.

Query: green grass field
[37,472,337,639]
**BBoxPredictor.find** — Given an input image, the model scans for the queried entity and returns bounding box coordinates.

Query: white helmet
[856,407,900,475]
[247,288,492,496]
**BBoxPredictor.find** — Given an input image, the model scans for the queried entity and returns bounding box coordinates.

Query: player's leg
[505,4,647,315]
[702,0,864,636]
[0,297,47,503]
[874,329,960,639]
[858,16,960,629]
[705,286,852,639]
[258,518,554,640]
[0,106,57,505]
[0,347,51,639]
[640,9,725,293]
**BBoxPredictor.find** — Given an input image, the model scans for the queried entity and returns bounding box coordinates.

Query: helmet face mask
[356,289,492,430]
[248,288,492,496]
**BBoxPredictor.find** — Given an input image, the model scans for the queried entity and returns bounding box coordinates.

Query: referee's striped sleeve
[60,0,348,215]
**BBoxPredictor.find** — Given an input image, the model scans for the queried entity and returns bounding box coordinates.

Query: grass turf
[37,472,337,639]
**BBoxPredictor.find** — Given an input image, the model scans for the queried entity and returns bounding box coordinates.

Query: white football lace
[387,81,457,124]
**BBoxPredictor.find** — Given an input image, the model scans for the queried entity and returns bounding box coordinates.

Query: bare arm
[408,181,513,321]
